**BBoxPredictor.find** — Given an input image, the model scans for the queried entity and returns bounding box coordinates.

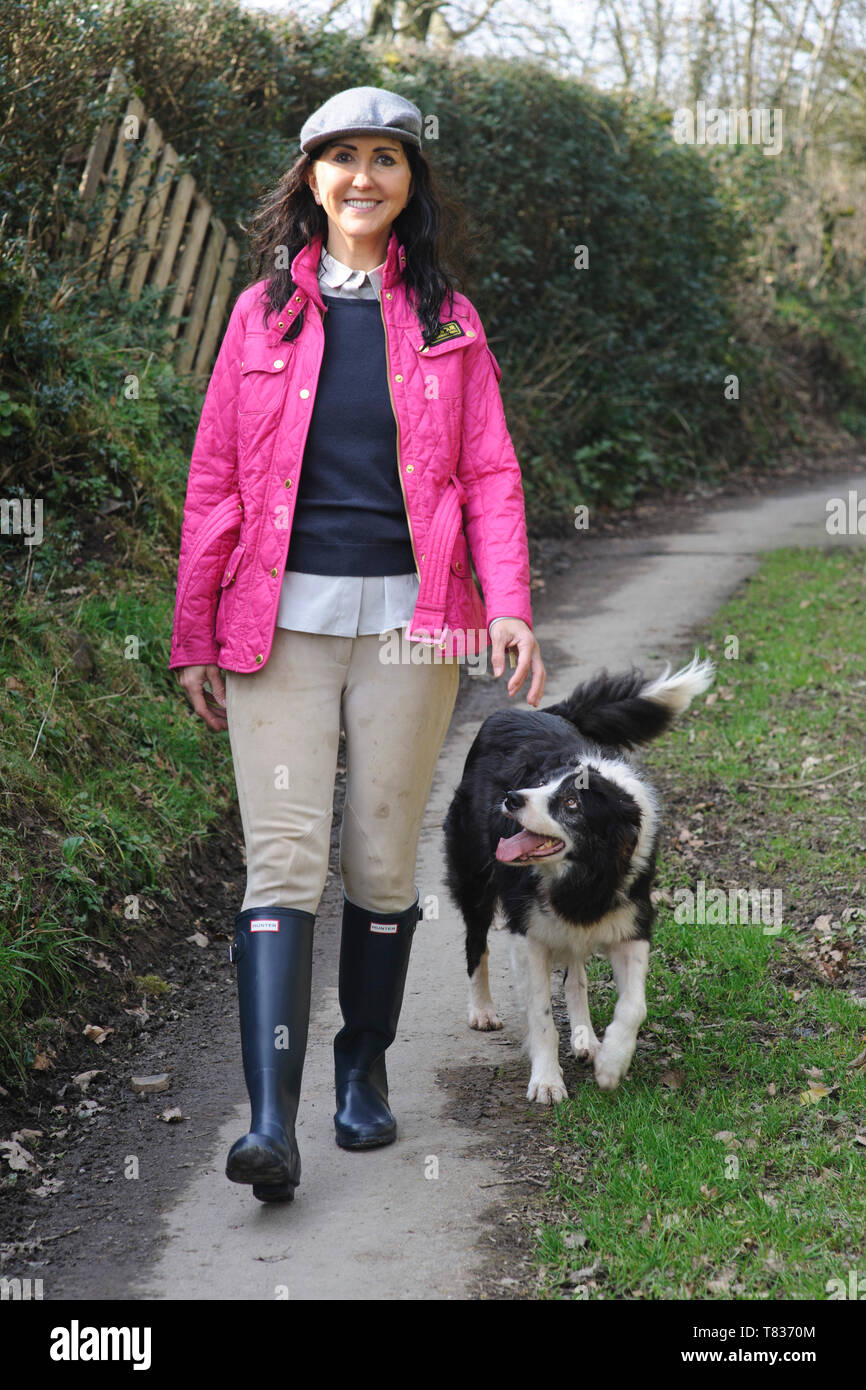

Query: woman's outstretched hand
[489,619,545,707]
[177,664,228,732]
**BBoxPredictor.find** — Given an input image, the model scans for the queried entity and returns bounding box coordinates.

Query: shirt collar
[319,246,386,298]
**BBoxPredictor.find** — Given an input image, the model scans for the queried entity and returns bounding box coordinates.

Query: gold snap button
[278,321,284,328]
[300,388,310,398]
[455,561,463,571]
[420,553,425,562]
[270,567,278,578]
[274,359,284,369]
[285,478,292,487]
[405,464,414,473]
[240,359,244,367]
[394,374,403,382]
[294,294,301,301]
[466,330,476,337]
[385,292,393,299]
[255,654,263,664]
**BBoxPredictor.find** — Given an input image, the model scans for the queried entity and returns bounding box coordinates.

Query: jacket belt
[406,473,467,642]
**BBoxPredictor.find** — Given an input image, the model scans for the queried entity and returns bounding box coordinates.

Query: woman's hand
[489,619,545,706]
[177,664,228,732]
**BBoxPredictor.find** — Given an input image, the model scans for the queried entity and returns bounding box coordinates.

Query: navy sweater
[285,294,415,576]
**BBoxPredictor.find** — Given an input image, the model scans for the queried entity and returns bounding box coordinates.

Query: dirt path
[5,461,865,1301]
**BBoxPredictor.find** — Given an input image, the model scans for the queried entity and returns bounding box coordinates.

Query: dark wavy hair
[241,139,473,347]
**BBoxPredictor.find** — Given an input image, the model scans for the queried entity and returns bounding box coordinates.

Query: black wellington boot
[225,906,314,1202]
[333,888,421,1150]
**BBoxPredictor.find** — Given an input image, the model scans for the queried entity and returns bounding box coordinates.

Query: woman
[168,86,545,1204]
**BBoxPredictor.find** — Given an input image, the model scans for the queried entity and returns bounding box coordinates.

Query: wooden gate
[64,66,240,384]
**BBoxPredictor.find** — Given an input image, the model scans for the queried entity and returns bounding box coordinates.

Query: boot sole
[226,1140,298,1189]
[334,1126,397,1150]
[252,1181,295,1202]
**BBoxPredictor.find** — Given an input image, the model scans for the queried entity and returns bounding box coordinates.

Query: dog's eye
[566,798,578,809]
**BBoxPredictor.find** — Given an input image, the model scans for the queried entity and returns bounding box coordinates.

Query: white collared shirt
[274,245,513,639]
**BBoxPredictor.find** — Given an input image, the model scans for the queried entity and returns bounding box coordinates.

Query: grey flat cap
[299,86,422,155]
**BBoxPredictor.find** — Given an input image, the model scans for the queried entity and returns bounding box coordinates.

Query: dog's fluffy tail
[541,649,715,749]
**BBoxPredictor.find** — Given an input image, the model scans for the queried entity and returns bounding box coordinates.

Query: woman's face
[306,134,413,253]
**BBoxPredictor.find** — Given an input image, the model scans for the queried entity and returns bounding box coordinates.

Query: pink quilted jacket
[168,228,533,670]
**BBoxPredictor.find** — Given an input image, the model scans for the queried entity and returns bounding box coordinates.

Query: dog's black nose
[503,790,525,813]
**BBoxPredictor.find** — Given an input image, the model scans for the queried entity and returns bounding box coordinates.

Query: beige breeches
[224,627,460,915]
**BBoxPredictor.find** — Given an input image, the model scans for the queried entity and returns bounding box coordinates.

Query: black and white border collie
[443,653,714,1103]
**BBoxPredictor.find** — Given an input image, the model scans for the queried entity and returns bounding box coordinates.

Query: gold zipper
[379,291,421,579]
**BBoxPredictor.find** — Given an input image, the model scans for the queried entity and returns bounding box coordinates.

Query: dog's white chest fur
[525,892,642,964]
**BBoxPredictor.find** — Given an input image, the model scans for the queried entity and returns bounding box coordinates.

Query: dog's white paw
[593,1039,634,1092]
[527,1074,569,1105]
[469,1005,503,1031]
[571,1027,601,1061]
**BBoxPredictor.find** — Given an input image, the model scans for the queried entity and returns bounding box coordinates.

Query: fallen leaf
[30,1178,64,1197]
[660,1069,685,1089]
[32,1051,54,1071]
[72,1070,104,1092]
[83,1024,114,1044]
[0,1140,39,1173]
[800,1083,831,1106]
[85,952,114,972]
[159,1107,184,1123]
[75,1099,104,1119]
[562,1230,588,1250]
[186,932,209,948]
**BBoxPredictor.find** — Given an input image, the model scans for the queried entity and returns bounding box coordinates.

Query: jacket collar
[286,228,406,316]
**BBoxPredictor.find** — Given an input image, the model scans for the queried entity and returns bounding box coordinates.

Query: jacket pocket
[238,336,293,415]
[215,543,246,645]
[413,324,477,359]
[220,542,246,587]
[450,529,469,577]
[447,529,487,633]
[176,493,243,614]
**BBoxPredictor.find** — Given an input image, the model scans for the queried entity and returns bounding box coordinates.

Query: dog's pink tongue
[496,829,550,863]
